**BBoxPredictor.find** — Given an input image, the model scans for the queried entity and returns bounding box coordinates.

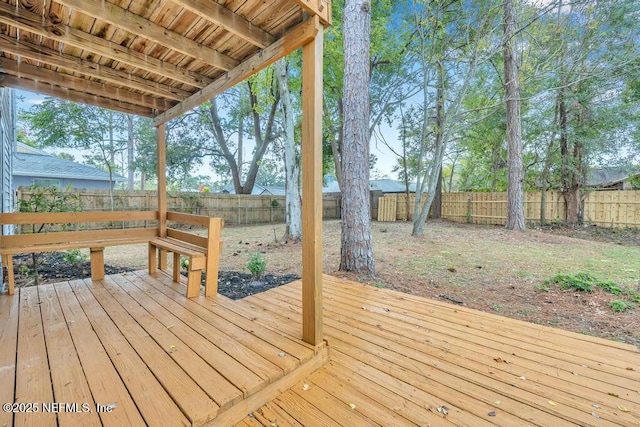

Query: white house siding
[0,88,15,293]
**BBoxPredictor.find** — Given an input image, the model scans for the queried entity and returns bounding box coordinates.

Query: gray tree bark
[340,0,375,275]
[274,58,302,242]
[503,0,526,231]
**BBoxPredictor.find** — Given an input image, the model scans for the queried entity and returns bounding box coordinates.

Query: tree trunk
[503,0,526,231]
[340,0,375,275]
[429,167,442,219]
[127,114,135,192]
[274,59,302,242]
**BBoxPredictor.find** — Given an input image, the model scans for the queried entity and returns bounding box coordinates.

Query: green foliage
[180,257,189,270]
[598,281,623,295]
[544,272,598,292]
[610,300,634,313]
[63,249,87,266]
[18,185,82,218]
[533,284,549,292]
[247,252,267,279]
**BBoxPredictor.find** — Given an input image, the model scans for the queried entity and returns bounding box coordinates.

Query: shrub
[544,272,597,292]
[610,300,634,313]
[598,281,622,295]
[247,252,267,279]
[63,249,87,266]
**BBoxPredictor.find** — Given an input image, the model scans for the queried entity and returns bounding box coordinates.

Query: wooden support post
[89,248,105,281]
[173,253,181,282]
[156,123,168,270]
[204,218,223,297]
[301,20,324,346]
[148,244,157,275]
[2,255,14,295]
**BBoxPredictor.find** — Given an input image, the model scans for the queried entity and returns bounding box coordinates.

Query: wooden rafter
[291,0,332,25]
[154,17,321,125]
[0,2,211,88]
[0,59,175,112]
[170,0,275,48]
[55,0,239,72]
[0,75,153,116]
[0,35,190,102]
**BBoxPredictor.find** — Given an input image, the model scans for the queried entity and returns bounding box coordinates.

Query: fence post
[466,195,473,223]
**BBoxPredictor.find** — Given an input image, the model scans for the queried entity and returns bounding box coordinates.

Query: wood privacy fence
[444,190,640,227]
[16,188,341,226]
[379,190,640,228]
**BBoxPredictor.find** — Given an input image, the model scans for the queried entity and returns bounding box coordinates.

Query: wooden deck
[237,276,640,426]
[0,271,327,427]
[1,273,639,426]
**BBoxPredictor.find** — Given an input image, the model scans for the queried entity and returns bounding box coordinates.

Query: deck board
[0,291,19,427]
[240,275,640,426]
[2,271,322,427]
[3,271,638,426]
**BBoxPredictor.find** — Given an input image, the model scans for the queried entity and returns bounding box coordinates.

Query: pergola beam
[0,34,191,102]
[170,0,275,48]
[0,75,154,117]
[0,59,176,112]
[0,2,211,88]
[154,17,320,125]
[55,0,239,72]
[291,0,332,25]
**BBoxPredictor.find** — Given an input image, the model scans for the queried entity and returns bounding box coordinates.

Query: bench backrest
[0,211,159,251]
[165,212,223,255]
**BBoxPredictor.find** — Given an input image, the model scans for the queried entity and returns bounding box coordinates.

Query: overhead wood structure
[0,0,330,345]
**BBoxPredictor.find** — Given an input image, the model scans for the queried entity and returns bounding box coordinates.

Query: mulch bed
[12,252,299,300]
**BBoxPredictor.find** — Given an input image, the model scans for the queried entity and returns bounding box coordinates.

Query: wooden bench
[0,211,159,295]
[148,212,223,298]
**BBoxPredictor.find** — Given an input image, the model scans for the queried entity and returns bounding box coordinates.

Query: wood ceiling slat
[55,0,239,71]
[0,34,190,100]
[0,58,176,111]
[170,0,275,48]
[0,2,211,87]
[0,75,154,116]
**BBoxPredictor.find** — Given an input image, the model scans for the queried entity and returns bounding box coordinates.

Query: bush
[544,272,597,292]
[63,249,87,266]
[247,252,266,279]
[598,281,622,295]
[610,300,634,313]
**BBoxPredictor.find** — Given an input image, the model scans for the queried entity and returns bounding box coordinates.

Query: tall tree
[340,0,376,274]
[503,0,526,230]
[274,58,302,242]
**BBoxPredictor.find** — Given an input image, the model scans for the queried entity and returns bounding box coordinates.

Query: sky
[15,88,401,181]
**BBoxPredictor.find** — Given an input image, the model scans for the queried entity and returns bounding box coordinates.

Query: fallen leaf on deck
[493,401,501,405]
[302,383,310,391]
[349,403,356,410]
[437,406,449,415]
[493,357,509,364]
[592,404,600,409]
[168,345,177,353]
[488,411,496,417]
[548,401,556,406]
[520,376,526,380]
[626,367,635,371]
[278,352,286,357]
[617,405,629,412]
[591,411,601,419]
[608,392,619,398]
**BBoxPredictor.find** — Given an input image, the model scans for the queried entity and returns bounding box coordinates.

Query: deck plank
[54,282,146,427]
[82,279,218,426]
[14,286,56,427]
[38,284,101,427]
[269,282,640,425]
[0,291,19,427]
[68,279,191,427]
[101,274,244,409]
[135,270,316,361]
[246,401,304,427]
[133,271,300,375]
[124,272,279,395]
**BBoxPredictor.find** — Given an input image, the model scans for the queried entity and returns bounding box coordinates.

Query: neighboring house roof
[322,178,418,194]
[13,142,126,183]
[586,168,639,188]
[221,183,286,195]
